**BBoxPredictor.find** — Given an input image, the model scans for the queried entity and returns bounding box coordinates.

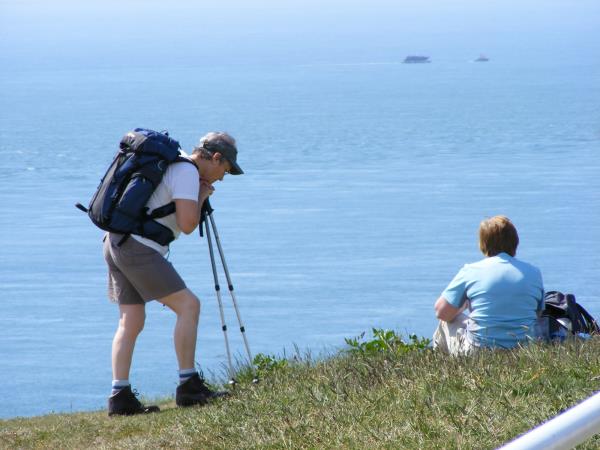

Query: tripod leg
[208,213,259,383]
[205,218,236,384]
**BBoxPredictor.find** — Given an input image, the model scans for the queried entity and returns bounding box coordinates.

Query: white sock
[179,368,198,384]
[111,379,130,395]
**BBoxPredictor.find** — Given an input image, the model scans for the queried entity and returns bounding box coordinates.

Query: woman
[433,216,544,355]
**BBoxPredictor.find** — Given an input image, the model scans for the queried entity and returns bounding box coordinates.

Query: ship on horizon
[403,55,430,64]
[475,54,490,62]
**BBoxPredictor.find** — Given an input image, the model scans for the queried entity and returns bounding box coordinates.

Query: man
[433,215,544,355]
[103,131,243,415]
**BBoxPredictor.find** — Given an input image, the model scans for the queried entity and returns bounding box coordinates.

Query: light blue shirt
[442,253,544,349]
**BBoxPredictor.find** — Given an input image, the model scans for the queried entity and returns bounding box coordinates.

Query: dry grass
[2,337,599,449]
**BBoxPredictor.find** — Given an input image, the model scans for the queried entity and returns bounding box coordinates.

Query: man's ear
[212,152,223,163]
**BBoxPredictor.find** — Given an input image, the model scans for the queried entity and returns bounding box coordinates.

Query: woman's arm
[434,296,466,322]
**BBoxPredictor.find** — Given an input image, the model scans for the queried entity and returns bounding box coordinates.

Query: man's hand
[199,180,215,206]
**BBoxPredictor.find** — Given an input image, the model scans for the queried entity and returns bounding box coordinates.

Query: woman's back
[446,253,544,348]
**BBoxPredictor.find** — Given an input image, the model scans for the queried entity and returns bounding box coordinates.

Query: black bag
[76,128,194,245]
[542,291,600,339]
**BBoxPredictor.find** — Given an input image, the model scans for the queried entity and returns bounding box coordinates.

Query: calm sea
[1,58,599,418]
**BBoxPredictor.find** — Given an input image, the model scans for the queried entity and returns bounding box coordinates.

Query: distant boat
[475,54,490,62]
[403,55,430,64]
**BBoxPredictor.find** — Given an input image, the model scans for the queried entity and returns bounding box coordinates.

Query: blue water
[1,59,599,419]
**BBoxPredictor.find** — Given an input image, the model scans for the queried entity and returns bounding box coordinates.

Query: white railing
[498,391,600,450]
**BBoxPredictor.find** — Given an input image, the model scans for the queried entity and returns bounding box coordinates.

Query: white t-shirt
[131,160,199,255]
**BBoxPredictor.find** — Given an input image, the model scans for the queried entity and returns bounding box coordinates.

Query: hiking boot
[108,386,160,416]
[176,373,229,407]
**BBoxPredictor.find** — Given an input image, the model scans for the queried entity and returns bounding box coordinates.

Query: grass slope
[2,337,599,449]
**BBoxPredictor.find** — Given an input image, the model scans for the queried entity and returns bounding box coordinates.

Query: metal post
[498,392,600,450]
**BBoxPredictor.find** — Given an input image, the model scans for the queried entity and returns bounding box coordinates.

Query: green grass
[2,333,599,449]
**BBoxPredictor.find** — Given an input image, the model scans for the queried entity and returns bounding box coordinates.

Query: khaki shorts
[103,233,186,305]
[432,313,477,356]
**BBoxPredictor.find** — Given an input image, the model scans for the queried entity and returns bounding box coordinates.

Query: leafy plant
[345,328,431,355]
[253,352,289,374]
[235,352,289,383]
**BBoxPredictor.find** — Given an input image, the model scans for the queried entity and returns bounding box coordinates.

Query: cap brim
[229,160,244,175]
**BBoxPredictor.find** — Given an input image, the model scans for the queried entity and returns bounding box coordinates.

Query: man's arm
[175,180,214,234]
[434,296,466,322]
[175,199,200,234]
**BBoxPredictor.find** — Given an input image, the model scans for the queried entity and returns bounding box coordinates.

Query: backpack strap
[176,155,196,166]
[145,156,197,221]
[148,202,176,219]
[75,203,88,213]
[576,304,600,334]
[198,199,214,237]
[565,294,586,334]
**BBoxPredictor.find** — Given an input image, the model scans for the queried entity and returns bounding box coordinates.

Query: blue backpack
[76,128,195,245]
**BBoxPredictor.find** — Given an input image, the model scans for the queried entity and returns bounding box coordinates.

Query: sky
[1,0,599,69]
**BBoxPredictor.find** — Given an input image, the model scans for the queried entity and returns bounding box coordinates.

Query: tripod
[201,201,258,385]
